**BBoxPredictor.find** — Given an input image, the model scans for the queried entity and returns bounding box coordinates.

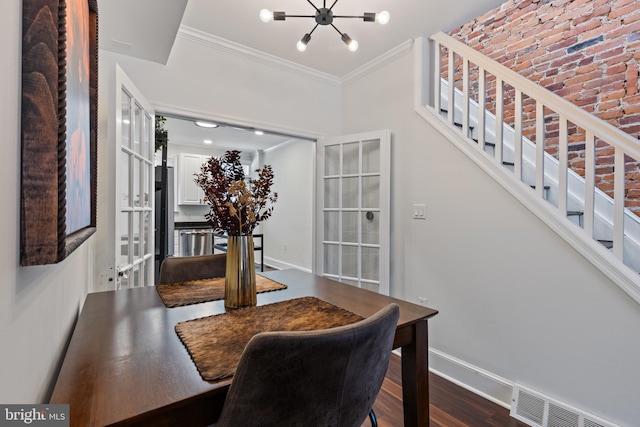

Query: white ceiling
[99,0,189,64]
[98,0,506,150]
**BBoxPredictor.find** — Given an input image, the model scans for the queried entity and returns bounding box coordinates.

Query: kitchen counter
[174,221,211,229]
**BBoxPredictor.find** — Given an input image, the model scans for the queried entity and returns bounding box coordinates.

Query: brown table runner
[175,296,364,381]
[156,274,287,308]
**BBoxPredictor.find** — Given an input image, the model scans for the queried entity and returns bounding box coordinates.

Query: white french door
[115,67,155,289]
[315,130,391,295]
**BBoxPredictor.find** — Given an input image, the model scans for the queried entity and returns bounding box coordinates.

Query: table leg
[401,320,429,427]
[260,236,264,272]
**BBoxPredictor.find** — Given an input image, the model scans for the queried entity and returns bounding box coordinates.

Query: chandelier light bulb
[259,8,273,23]
[341,33,359,51]
[376,11,390,25]
[297,33,312,52]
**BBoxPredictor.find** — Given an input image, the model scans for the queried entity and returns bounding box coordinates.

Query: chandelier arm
[306,0,320,12]
[308,23,320,36]
[328,0,339,11]
[330,23,343,36]
[332,15,366,19]
[283,14,316,18]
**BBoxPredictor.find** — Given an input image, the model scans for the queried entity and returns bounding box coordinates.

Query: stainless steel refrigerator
[154,165,174,283]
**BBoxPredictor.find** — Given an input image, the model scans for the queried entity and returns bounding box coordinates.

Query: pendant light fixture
[260,0,389,52]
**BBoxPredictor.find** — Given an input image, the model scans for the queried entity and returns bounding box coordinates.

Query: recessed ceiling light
[254,130,264,135]
[195,121,218,128]
[203,139,213,144]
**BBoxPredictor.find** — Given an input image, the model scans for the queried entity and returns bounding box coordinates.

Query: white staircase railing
[440,78,640,273]
[413,33,640,303]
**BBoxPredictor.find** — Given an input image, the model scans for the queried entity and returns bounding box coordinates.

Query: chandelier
[259,1,390,52]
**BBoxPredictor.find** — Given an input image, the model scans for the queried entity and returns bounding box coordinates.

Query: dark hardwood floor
[364,354,529,427]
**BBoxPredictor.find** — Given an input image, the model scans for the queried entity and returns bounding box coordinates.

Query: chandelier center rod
[315,8,334,25]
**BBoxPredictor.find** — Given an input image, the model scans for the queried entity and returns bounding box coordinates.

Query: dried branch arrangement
[195,150,278,235]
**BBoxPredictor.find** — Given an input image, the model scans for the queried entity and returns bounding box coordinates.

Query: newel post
[413,36,434,111]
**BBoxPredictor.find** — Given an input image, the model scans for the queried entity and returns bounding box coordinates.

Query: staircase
[413,33,640,303]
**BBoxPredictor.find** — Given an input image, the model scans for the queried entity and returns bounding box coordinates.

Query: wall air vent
[514,388,545,426]
[510,384,619,427]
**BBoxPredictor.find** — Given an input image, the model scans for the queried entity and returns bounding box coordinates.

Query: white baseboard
[428,347,514,409]
[262,257,312,273]
[391,347,513,409]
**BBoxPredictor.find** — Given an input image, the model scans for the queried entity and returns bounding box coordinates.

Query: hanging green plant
[155,115,169,152]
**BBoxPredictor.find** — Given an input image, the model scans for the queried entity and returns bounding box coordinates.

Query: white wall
[1,0,92,403]
[101,32,342,139]
[341,44,640,426]
[261,141,315,272]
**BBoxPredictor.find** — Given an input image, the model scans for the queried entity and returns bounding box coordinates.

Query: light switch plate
[413,204,426,219]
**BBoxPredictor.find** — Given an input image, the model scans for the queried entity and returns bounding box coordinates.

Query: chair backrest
[158,253,226,284]
[216,303,400,427]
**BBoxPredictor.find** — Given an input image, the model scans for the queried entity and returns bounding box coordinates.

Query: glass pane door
[117,87,154,289]
[316,131,390,295]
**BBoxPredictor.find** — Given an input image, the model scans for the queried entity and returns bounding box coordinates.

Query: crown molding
[341,39,414,85]
[178,26,415,88]
[178,26,341,87]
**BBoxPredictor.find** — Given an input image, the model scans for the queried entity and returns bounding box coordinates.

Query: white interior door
[115,67,155,289]
[315,130,391,295]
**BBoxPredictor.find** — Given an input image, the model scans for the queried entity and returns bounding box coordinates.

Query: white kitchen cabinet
[178,153,209,205]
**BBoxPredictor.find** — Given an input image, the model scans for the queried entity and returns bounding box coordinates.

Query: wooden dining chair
[215,303,400,427]
[158,253,226,284]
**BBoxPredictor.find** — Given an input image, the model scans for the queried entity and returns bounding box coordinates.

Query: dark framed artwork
[21,0,98,265]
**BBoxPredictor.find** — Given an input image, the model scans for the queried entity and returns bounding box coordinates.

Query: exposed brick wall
[448,0,640,213]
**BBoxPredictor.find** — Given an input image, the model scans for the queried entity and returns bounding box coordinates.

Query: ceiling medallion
[260,1,389,52]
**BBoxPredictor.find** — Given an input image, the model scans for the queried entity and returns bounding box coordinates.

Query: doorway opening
[153,113,316,284]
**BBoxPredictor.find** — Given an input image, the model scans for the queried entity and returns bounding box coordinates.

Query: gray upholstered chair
[158,253,226,284]
[215,303,400,427]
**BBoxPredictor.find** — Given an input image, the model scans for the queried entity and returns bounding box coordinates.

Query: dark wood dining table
[49,269,438,426]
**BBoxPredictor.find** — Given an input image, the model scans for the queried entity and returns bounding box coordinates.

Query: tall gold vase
[224,235,257,308]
